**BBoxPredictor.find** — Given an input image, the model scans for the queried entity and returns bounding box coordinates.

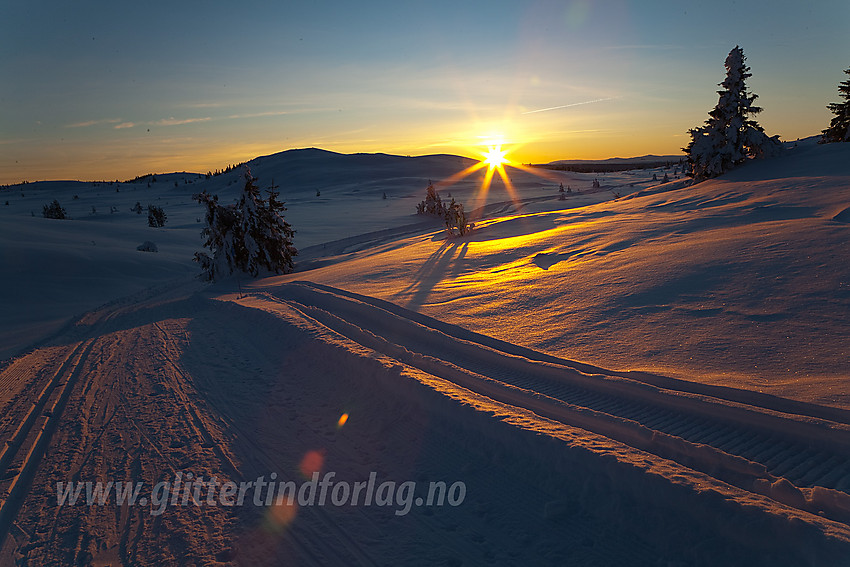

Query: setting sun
[482,146,508,169]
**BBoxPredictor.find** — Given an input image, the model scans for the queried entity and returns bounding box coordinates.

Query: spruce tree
[238,173,297,276]
[42,199,66,219]
[444,198,471,237]
[820,67,850,143]
[684,46,780,180]
[147,205,166,227]
[194,166,296,281]
[416,181,446,216]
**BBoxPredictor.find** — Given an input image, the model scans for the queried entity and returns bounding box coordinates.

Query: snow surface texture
[267,141,850,406]
[1,142,849,565]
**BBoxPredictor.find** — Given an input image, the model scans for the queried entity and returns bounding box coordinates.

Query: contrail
[521,97,616,115]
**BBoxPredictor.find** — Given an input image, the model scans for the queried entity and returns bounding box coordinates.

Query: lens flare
[299,450,325,478]
[266,500,298,531]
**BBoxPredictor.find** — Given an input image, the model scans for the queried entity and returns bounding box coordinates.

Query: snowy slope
[2,143,849,565]
[267,141,850,407]
[3,275,850,565]
[0,149,643,360]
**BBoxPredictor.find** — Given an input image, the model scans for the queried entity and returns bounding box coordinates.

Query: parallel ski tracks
[0,338,96,547]
[255,281,850,526]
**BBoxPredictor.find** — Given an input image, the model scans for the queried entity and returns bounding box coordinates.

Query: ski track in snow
[231,281,850,564]
[248,283,850,510]
[1,276,850,565]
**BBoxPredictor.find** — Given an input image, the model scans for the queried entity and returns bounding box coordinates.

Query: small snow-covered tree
[444,198,472,237]
[416,181,445,216]
[820,67,850,143]
[42,199,66,219]
[194,167,296,281]
[147,204,166,227]
[194,192,238,280]
[684,46,781,180]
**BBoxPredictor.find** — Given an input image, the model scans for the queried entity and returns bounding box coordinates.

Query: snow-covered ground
[1,142,849,565]
[266,140,850,407]
[0,148,644,361]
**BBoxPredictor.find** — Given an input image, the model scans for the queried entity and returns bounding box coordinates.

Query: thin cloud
[66,118,122,128]
[182,102,226,109]
[74,111,302,133]
[521,97,617,115]
[224,107,338,120]
[225,110,291,120]
[154,117,212,126]
[603,44,683,50]
[109,117,210,129]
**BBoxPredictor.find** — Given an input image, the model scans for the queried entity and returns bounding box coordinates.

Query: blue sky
[1,0,847,183]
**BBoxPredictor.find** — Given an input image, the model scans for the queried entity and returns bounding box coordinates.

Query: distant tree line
[531,160,682,174]
[204,162,246,179]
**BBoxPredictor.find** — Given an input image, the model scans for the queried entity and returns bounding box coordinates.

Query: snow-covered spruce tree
[194,167,297,281]
[416,181,445,216]
[42,199,66,219]
[194,192,239,281]
[820,67,850,143]
[147,204,166,227]
[684,46,781,180]
[237,171,297,276]
[444,198,472,237]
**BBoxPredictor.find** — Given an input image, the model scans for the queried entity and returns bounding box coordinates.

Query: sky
[1,0,847,184]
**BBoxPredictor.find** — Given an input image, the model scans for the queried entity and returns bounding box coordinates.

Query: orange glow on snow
[337,413,349,427]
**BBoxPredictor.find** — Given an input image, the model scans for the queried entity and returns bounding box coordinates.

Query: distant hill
[244,148,476,192]
[538,154,685,173]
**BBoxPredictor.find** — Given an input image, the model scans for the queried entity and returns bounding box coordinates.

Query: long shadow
[399,240,467,309]
[0,279,207,361]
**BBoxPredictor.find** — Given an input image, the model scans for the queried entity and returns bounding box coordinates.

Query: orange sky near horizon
[1,0,846,185]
